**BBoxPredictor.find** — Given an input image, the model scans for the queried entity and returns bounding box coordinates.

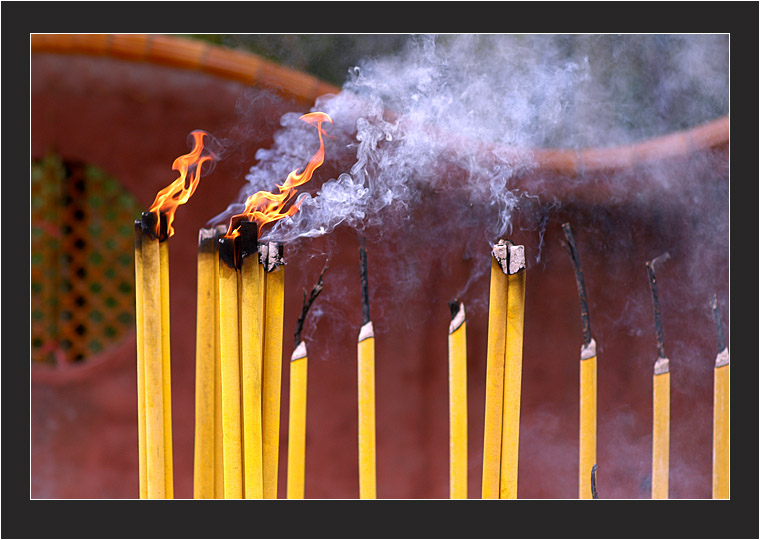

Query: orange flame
[225,112,333,239]
[148,130,218,238]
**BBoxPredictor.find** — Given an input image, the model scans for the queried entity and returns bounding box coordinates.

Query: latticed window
[31,153,142,366]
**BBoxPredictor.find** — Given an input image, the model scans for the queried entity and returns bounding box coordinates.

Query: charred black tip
[294,264,328,348]
[218,236,238,269]
[140,211,169,242]
[561,222,591,345]
[448,298,460,321]
[359,238,370,325]
[238,221,259,262]
[591,464,599,499]
[711,294,726,353]
[645,253,669,359]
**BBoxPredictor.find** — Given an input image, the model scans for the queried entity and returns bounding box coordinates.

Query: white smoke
[209,34,728,251]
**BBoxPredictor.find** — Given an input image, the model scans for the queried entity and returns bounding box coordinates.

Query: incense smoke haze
[210,34,728,249]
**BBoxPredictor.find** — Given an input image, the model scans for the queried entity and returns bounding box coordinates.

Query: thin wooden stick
[159,238,174,498]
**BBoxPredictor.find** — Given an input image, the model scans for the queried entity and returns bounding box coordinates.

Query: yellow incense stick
[578,341,597,499]
[448,301,468,499]
[651,357,670,499]
[500,246,525,499]
[218,252,243,498]
[287,341,309,499]
[159,239,174,498]
[193,229,216,498]
[240,253,265,499]
[262,262,285,499]
[134,223,147,499]
[357,321,377,499]
[141,234,166,499]
[212,227,225,498]
[481,243,509,499]
[712,348,729,498]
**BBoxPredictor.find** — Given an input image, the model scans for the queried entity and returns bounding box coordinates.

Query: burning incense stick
[138,213,167,498]
[357,238,377,499]
[238,222,265,499]
[646,252,671,499]
[218,235,243,498]
[448,299,468,499]
[133,222,148,499]
[500,241,526,499]
[287,265,327,499]
[135,129,217,498]
[261,241,285,499]
[481,240,509,499]
[212,225,225,498]
[159,238,174,498]
[193,228,217,499]
[561,223,597,500]
[711,294,729,499]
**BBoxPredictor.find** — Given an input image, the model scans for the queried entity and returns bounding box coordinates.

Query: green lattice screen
[31,153,142,366]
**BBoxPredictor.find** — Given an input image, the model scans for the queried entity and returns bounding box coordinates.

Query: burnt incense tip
[140,211,169,242]
[645,251,669,359]
[197,227,217,253]
[294,264,328,348]
[217,236,238,269]
[711,294,727,354]
[561,222,591,345]
[591,464,599,499]
[448,298,460,321]
[359,238,370,325]
[238,221,259,262]
[259,241,285,272]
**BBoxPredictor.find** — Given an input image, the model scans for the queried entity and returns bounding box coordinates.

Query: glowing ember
[148,130,219,238]
[225,112,333,239]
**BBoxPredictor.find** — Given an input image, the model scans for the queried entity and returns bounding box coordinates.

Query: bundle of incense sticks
[481,239,526,499]
[561,223,598,500]
[193,222,285,499]
[646,252,671,500]
[134,212,174,499]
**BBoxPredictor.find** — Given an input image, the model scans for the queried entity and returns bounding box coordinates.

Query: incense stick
[357,238,377,499]
[159,238,174,498]
[140,218,166,498]
[561,223,597,500]
[500,241,526,499]
[237,223,265,499]
[448,299,468,499]
[133,222,148,499]
[261,241,285,499]
[646,252,670,499]
[287,266,327,499]
[193,228,217,498]
[481,240,509,499]
[711,294,729,499]
[218,236,243,498]
[212,225,225,498]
